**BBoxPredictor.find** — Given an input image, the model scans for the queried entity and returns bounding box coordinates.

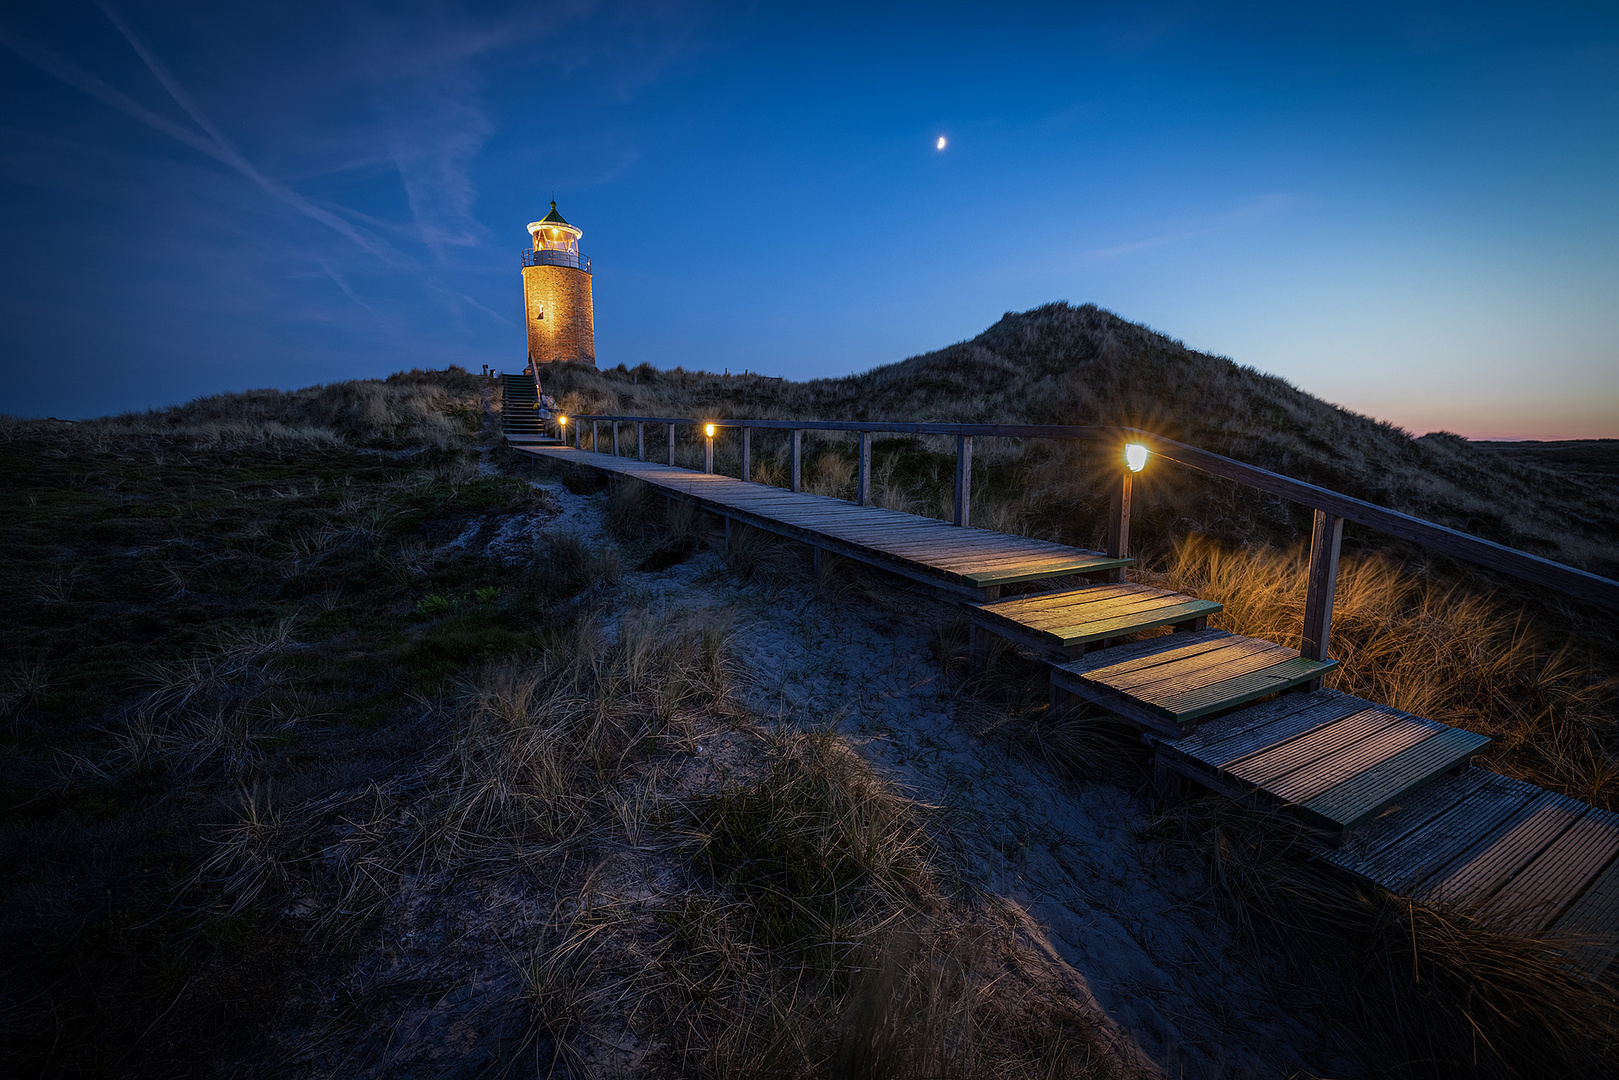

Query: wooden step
[1323,768,1619,975]
[971,583,1220,661]
[1147,687,1487,828]
[1051,629,1335,736]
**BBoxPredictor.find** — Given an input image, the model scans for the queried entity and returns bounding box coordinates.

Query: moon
[936,135,947,150]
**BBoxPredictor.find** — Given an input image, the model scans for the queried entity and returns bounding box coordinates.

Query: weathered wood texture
[1106,470,1132,563]
[974,585,1220,658]
[1322,768,1619,975]
[953,435,972,527]
[1301,510,1344,662]
[1147,688,1485,831]
[1047,628,1333,735]
[569,414,1619,611]
[521,446,1128,599]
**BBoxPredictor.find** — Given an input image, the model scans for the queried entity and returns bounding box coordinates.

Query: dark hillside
[541,303,1619,577]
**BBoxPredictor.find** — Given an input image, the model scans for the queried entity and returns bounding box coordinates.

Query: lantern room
[528,200,582,256]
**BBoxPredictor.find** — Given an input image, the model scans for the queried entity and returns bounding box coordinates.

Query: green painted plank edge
[1051,598,1224,647]
[1298,727,1492,832]
[962,557,1133,586]
[1142,655,1339,722]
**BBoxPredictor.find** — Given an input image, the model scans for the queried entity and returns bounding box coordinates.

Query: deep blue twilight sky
[2,1,1615,438]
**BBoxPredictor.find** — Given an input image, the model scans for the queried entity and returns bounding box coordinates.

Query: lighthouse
[521,201,596,366]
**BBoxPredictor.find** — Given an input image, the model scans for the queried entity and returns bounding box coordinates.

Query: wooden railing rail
[565,415,1619,634]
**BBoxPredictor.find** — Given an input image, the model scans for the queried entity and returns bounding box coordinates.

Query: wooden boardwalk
[517,440,1619,978]
[521,446,1128,599]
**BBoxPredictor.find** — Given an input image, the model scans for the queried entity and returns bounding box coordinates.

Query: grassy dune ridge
[540,302,1619,576]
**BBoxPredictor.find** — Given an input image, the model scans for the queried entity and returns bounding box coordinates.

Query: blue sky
[2,1,1615,438]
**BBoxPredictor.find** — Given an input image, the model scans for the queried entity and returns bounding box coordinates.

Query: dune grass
[7,312,1619,1076]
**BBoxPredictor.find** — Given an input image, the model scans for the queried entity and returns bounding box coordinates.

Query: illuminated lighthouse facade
[521,201,596,366]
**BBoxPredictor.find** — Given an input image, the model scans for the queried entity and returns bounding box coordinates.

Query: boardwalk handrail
[566,413,1619,616]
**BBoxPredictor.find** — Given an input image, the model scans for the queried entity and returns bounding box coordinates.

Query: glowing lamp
[1125,443,1148,473]
[705,423,716,438]
[558,415,568,426]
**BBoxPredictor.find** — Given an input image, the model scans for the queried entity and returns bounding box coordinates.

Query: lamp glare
[705,423,716,438]
[1125,443,1148,473]
[558,415,567,426]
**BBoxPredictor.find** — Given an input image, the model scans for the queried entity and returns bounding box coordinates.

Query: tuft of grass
[723,521,805,585]
[686,727,929,959]
[1152,795,1619,1079]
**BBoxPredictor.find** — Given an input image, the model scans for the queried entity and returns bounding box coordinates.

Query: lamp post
[704,423,716,473]
[1107,443,1148,582]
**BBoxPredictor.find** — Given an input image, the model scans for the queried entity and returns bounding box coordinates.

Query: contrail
[0,5,405,267]
[92,0,403,265]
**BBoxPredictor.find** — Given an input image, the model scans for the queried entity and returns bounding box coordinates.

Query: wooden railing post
[612,421,620,457]
[591,421,599,453]
[704,425,715,474]
[636,422,645,461]
[858,431,872,506]
[1106,468,1132,583]
[667,423,675,465]
[953,435,973,526]
[1302,509,1345,665]
[791,430,803,493]
[573,422,581,449]
[740,427,751,483]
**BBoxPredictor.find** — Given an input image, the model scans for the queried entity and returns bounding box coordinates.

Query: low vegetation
[5,305,1618,1077]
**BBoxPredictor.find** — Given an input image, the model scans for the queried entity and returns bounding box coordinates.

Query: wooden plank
[865,543,1079,568]
[1336,772,1542,893]
[921,547,1118,571]
[1106,638,1299,694]
[1048,668,1194,738]
[1418,790,1585,910]
[962,559,1130,586]
[1145,656,1337,721]
[1062,629,1231,673]
[1008,594,1220,636]
[1265,717,1446,805]
[1296,727,1490,831]
[980,582,1156,614]
[1168,690,1365,765]
[1228,709,1405,787]
[1550,854,1619,979]
[1047,600,1225,647]
[979,591,1159,627]
[1324,767,1498,874]
[1079,633,1247,683]
[1477,807,1619,934]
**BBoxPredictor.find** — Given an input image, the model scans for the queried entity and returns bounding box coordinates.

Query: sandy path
[528,476,1346,1079]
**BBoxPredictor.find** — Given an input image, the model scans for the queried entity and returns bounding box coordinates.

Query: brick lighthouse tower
[522,201,595,366]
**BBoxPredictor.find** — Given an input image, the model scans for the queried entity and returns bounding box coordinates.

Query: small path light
[1125,443,1149,473]
[704,423,716,473]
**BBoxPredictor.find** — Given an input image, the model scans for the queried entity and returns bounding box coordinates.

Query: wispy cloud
[1084,193,1299,262]
[0,4,408,268]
